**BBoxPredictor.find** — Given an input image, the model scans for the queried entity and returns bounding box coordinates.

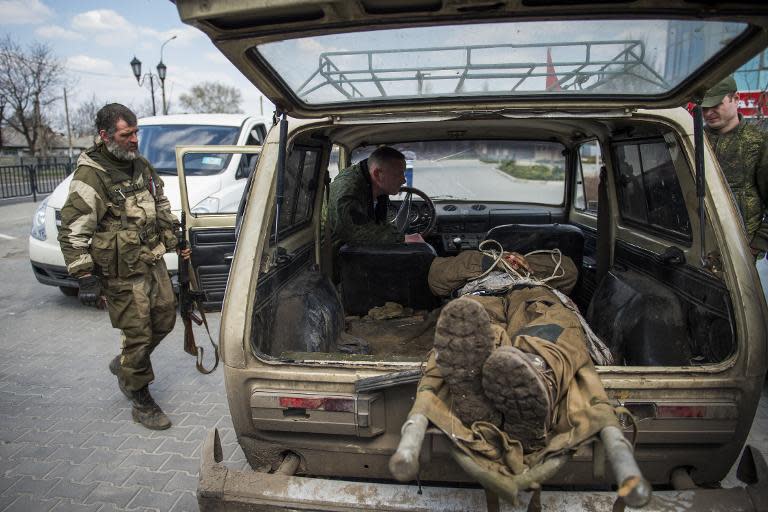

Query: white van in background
[29,113,272,295]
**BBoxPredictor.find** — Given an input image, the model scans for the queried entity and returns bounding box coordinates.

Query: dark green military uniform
[707,117,768,251]
[58,142,179,391]
[328,160,403,246]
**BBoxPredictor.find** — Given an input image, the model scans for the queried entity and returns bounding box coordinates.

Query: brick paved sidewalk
[0,304,244,512]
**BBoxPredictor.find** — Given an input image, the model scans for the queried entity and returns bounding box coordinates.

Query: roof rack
[296,40,669,100]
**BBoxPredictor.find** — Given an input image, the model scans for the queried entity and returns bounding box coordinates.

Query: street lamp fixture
[156,61,167,81]
[129,55,157,116]
[130,57,142,82]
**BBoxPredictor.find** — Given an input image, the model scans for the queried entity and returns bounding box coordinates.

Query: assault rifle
[178,211,219,374]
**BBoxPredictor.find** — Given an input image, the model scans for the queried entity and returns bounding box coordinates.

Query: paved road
[405,159,565,204]
[0,201,247,512]
[0,200,766,511]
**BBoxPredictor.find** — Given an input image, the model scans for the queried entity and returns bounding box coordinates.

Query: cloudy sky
[0,0,272,121]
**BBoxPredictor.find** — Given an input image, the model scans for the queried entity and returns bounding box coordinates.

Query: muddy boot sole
[482,346,551,452]
[434,297,500,426]
[108,356,131,400]
[131,406,172,431]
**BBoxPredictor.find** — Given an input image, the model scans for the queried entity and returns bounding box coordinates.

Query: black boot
[482,346,555,452]
[129,386,171,430]
[434,297,501,426]
[108,356,131,400]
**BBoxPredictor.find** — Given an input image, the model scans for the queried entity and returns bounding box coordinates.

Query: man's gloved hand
[78,275,104,308]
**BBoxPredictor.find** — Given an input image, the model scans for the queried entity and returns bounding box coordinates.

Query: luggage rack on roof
[295,40,670,100]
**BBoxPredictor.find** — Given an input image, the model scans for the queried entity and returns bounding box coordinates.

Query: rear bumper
[198,428,768,511]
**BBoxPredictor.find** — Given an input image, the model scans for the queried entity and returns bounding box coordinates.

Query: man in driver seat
[328,146,425,248]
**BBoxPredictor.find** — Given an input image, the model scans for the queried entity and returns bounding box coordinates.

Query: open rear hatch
[176,0,768,118]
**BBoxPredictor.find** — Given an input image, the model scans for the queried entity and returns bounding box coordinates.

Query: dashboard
[388,199,567,254]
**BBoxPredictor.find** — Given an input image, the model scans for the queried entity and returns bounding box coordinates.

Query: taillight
[278,396,355,413]
[655,405,706,418]
[622,402,733,420]
[251,391,385,437]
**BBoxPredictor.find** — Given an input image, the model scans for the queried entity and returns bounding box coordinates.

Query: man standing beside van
[58,103,190,430]
[328,146,425,247]
[701,75,768,256]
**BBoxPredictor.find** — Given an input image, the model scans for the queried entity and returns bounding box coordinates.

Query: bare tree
[130,99,158,119]
[178,81,243,114]
[0,36,64,156]
[70,94,104,137]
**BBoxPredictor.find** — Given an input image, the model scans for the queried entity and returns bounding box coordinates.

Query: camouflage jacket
[707,118,768,250]
[328,160,403,246]
[58,143,179,278]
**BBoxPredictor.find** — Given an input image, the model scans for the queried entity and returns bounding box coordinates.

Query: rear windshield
[138,124,240,176]
[255,19,747,106]
[350,141,565,205]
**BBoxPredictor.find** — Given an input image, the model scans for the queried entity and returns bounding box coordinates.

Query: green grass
[497,161,565,181]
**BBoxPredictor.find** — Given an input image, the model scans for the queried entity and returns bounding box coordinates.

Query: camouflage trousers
[104,260,177,391]
[469,286,592,409]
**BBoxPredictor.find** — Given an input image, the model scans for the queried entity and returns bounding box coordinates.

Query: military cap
[701,75,738,108]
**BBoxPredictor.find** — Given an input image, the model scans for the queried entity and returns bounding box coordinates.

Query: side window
[574,141,601,214]
[275,145,321,235]
[245,125,265,146]
[236,125,265,179]
[612,137,691,241]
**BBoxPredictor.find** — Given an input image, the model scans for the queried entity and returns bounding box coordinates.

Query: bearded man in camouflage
[58,104,190,430]
[702,76,768,256]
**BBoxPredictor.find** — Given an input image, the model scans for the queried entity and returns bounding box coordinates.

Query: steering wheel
[390,186,437,237]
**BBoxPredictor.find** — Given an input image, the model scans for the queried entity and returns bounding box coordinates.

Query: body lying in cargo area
[405,247,624,503]
[282,243,624,500]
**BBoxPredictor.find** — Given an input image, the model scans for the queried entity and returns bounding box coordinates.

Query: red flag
[546,48,561,91]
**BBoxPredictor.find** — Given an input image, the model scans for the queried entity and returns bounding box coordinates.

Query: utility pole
[63,88,73,158]
[0,97,5,149]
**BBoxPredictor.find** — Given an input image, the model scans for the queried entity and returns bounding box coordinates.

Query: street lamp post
[130,36,176,116]
[130,56,157,116]
[158,35,176,115]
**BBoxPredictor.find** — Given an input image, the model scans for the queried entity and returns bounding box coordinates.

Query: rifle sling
[185,258,220,374]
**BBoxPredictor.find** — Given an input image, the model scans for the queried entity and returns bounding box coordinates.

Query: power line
[1,48,130,79]
[66,67,130,79]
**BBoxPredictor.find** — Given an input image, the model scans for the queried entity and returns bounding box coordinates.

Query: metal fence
[0,157,74,202]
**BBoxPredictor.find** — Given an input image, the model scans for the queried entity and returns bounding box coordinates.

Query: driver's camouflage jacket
[58,143,179,278]
[707,117,768,252]
[328,159,404,246]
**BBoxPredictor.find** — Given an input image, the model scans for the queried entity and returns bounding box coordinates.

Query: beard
[106,140,138,161]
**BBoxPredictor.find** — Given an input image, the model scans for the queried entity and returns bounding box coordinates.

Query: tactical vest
[85,150,166,279]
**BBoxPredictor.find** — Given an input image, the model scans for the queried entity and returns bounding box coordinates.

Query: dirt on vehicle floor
[345,307,441,358]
